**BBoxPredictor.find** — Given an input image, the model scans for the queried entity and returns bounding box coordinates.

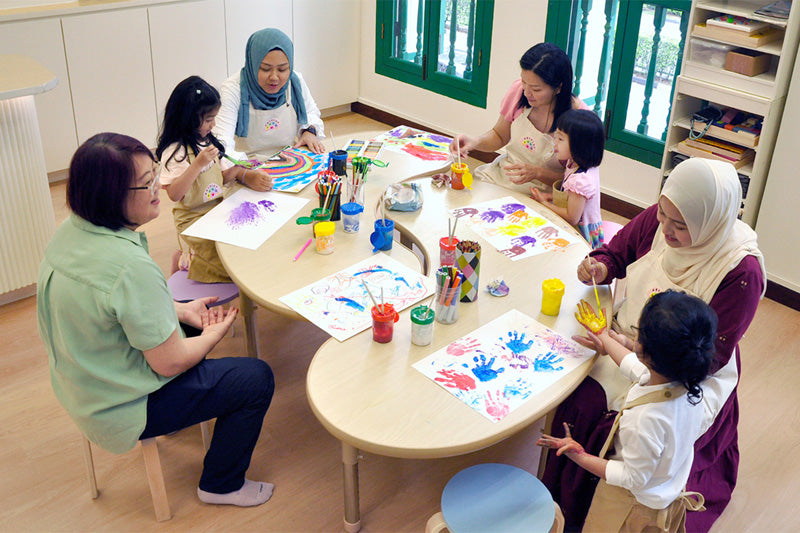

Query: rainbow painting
[413,309,593,422]
[372,125,452,162]
[248,147,328,193]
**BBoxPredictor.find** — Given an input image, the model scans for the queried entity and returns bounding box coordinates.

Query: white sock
[197,479,274,507]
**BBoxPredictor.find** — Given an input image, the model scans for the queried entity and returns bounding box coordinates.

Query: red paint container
[371,304,399,343]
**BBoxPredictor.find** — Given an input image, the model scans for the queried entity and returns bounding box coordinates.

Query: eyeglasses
[129,163,162,195]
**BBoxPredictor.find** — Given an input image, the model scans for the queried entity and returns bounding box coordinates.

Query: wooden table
[305,177,609,532]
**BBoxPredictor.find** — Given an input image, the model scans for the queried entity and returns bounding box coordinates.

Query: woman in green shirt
[37,133,275,507]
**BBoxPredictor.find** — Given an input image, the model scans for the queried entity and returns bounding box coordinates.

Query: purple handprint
[499,245,526,258]
[465,353,505,382]
[501,202,527,214]
[258,199,276,212]
[508,353,533,370]
[510,235,537,248]
[480,209,505,223]
[533,352,564,372]
[452,207,479,218]
[536,226,559,239]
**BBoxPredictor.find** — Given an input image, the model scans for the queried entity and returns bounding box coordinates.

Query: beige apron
[474,107,562,194]
[583,387,706,533]
[173,151,230,283]
[235,81,299,158]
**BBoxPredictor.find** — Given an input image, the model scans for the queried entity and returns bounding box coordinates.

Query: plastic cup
[455,240,481,302]
[541,278,566,316]
[371,219,394,251]
[314,221,335,254]
[439,236,460,266]
[341,202,364,233]
[552,179,568,208]
[371,304,399,343]
[435,269,462,324]
[345,178,365,206]
[329,149,348,177]
[410,305,435,346]
[450,162,468,190]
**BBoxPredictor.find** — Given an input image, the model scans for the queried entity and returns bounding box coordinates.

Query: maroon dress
[542,204,764,532]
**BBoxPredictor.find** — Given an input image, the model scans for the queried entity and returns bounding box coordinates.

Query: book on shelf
[693,22,783,47]
[676,140,754,169]
[706,15,770,33]
[683,137,753,160]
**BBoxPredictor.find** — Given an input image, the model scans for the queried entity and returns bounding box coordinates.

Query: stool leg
[140,438,171,522]
[199,420,211,453]
[550,501,565,533]
[425,511,448,533]
[81,437,99,499]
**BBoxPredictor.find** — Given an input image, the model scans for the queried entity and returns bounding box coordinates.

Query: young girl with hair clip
[530,109,606,249]
[538,290,716,532]
[156,75,272,283]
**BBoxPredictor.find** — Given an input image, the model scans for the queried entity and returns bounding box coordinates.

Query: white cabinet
[149,0,229,136]
[62,8,158,146]
[661,0,800,226]
[0,17,77,173]
[223,0,292,77]
[756,50,800,293]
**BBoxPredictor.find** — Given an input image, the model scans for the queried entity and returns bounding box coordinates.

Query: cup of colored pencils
[317,170,342,221]
[434,267,464,324]
[455,240,481,302]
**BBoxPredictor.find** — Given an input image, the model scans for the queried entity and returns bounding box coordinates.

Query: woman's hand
[451,134,477,158]
[503,162,545,184]
[295,130,325,154]
[242,169,273,191]
[537,423,586,456]
[175,296,219,329]
[195,145,220,167]
[530,188,552,203]
[577,255,608,284]
[201,306,238,340]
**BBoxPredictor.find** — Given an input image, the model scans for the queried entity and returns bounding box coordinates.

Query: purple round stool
[166,270,239,306]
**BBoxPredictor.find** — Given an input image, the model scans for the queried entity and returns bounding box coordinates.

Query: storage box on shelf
[661,0,800,227]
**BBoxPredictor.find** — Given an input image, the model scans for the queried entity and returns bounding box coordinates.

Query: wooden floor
[1,113,797,532]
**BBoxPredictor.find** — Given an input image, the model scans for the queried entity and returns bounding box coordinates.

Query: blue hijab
[237,28,308,137]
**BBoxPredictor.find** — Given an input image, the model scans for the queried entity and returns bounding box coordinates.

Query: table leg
[342,441,361,533]
[240,292,259,358]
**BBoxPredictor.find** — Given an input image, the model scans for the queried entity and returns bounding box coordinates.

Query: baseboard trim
[766,281,800,312]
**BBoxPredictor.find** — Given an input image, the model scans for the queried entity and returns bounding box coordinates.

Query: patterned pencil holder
[455,240,481,302]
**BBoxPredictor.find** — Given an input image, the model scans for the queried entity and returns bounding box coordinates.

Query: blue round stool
[426,463,563,533]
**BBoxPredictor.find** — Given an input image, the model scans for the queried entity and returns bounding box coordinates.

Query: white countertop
[0,54,57,100]
[0,0,187,22]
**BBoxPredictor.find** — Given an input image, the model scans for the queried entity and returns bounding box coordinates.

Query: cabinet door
[62,8,158,146]
[224,0,292,77]
[292,0,358,109]
[0,18,78,173]
[149,0,228,127]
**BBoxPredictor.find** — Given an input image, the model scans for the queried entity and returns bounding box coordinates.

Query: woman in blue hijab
[215,28,325,160]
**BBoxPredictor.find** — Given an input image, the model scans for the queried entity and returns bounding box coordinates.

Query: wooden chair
[81,421,211,522]
[425,463,564,533]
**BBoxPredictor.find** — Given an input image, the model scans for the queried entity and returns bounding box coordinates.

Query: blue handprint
[480,209,505,223]
[501,331,533,355]
[504,378,533,400]
[533,352,564,372]
[511,235,537,248]
[464,353,505,382]
[501,202,526,214]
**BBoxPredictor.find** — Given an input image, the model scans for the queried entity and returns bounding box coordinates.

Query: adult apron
[235,80,299,158]
[173,151,229,283]
[583,386,706,533]
[474,107,563,194]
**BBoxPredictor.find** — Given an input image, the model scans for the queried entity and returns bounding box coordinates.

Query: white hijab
[652,158,766,302]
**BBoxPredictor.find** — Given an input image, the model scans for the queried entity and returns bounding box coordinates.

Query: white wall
[357,0,662,208]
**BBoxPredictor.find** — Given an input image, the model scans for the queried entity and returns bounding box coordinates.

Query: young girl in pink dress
[531,109,605,248]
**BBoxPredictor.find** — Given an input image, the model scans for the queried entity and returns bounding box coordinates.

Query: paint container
[552,179,568,208]
[329,149,348,177]
[435,270,463,325]
[340,202,364,233]
[450,162,468,190]
[410,305,435,346]
[541,278,565,316]
[314,221,335,254]
[439,236,459,266]
[455,240,481,302]
[371,303,399,343]
[371,219,394,251]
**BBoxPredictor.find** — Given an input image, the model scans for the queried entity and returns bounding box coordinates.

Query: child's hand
[530,188,552,203]
[195,145,220,167]
[242,169,273,192]
[575,299,607,334]
[537,423,585,456]
[608,329,636,352]
[577,256,608,285]
[572,329,608,355]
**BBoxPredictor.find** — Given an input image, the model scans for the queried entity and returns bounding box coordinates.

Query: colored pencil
[293,238,313,261]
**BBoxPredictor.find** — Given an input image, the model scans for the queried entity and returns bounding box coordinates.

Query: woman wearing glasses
[37,133,277,507]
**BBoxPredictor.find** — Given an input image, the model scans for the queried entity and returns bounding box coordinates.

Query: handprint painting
[413,309,594,422]
[450,197,583,261]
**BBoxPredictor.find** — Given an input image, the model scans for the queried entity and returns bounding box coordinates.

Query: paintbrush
[361,280,379,309]
[591,273,602,314]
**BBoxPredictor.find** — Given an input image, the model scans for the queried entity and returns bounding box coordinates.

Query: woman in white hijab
[542,158,765,532]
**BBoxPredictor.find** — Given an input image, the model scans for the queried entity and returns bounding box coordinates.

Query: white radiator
[0,94,56,294]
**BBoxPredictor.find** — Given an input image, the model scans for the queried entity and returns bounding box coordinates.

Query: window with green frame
[546,0,691,167]
[375,0,494,108]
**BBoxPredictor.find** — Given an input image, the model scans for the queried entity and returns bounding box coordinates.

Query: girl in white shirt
[538,290,715,532]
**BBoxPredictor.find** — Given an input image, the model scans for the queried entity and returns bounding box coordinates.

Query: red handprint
[434,369,477,390]
[446,337,480,356]
[485,391,510,420]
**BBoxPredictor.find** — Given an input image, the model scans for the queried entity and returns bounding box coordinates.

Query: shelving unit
[661,0,800,226]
